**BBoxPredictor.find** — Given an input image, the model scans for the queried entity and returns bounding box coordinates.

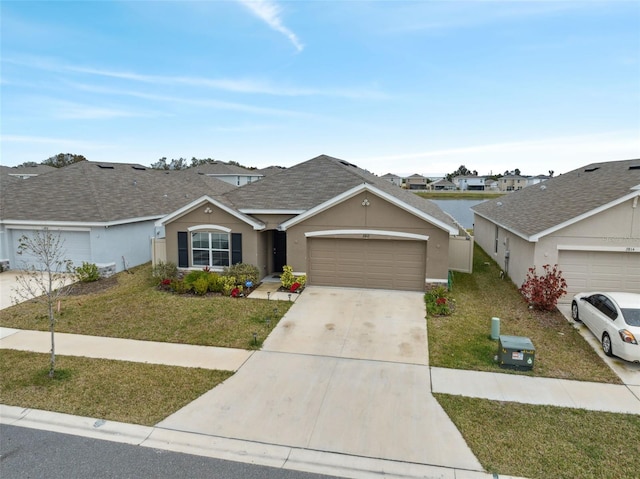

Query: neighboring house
[484,179,499,191]
[499,175,528,191]
[156,155,473,292]
[257,165,286,177]
[380,173,403,187]
[405,174,428,190]
[453,176,486,191]
[190,162,263,186]
[472,159,640,301]
[428,179,457,191]
[526,175,550,186]
[0,161,235,274]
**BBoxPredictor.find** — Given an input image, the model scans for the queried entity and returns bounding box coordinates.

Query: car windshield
[621,308,640,327]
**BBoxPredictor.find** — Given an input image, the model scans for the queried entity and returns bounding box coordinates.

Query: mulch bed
[68,276,119,296]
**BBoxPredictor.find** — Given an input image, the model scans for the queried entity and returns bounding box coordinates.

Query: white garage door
[559,250,640,300]
[308,238,426,291]
[11,229,91,270]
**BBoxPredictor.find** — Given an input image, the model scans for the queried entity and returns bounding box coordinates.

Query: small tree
[519,264,567,312]
[13,228,74,378]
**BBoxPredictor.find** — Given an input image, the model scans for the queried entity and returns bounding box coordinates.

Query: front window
[192,231,230,267]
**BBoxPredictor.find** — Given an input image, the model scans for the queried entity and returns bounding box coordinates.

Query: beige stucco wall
[474,198,640,288]
[286,191,451,281]
[534,199,640,265]
[164,205,259,271]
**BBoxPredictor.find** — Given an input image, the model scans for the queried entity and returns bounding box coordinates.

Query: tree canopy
[42,153,87,168]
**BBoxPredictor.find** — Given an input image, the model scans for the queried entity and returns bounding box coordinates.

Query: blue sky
[2,0,639,177]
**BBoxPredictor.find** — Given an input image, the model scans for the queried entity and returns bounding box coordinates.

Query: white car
[571,292,640,363]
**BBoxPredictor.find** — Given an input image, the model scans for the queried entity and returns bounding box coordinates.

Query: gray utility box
[498,335,535,370]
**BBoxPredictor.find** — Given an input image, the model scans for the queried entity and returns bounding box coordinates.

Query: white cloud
[237,0,304,52]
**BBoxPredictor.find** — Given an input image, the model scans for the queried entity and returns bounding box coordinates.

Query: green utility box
[498,335,535,370]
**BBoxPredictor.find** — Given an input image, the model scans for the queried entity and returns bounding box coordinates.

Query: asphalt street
[0,425,341,479]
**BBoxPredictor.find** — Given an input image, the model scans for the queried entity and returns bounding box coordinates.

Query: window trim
[188,225,231,268]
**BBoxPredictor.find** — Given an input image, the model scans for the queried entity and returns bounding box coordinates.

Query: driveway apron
[157,287,481,470]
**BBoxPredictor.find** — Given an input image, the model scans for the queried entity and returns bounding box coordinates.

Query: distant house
[380,173,403,187]
[0,162,234,274]
[257,166,286,177]
[526,175,551,187]
[155,155,473,291]
[405,174,428,190]
[453,176,487,191]
[190,162,263,186]
[499,175,528,192]
[472,159,640,301]
[484,179,499,191]
[428,179,456,191]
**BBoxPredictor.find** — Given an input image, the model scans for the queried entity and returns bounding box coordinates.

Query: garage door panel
[308,238,426,291]
[559,251,640,300]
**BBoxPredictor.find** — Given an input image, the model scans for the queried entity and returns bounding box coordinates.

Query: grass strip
[0,350,232,426]
[0,264,291,349]
[427,244,619,383]
[435,394,640,479]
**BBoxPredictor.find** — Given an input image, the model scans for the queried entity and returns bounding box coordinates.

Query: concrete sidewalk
[0,328,252,371]
[431,367,640,414]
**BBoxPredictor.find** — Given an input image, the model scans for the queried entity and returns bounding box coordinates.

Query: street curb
[1,404,526,479]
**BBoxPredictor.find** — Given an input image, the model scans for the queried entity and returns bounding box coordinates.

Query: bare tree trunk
[48,300,55,378]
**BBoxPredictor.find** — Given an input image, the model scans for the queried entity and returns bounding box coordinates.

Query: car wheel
[602,333,614,357]
[571,301,580,321]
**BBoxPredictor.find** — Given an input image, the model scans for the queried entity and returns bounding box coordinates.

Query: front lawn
[436,394,640,479]
[0,349,231,426]
[0,264,291,350]
[428,244,619,383]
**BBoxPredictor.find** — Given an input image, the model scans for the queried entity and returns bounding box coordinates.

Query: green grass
[428,244,620,383]
[0,263,291,349]
[435,394,640,479]
[0,349,232,426]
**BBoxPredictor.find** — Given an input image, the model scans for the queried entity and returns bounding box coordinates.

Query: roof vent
[97,164,114,169]
[132,165,146,171]
[584,166,599,172]
[629,164,640,170]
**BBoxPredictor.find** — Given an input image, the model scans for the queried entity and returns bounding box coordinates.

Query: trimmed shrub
[193,277,209,296]
[183,270,209,290]
[223,263,260,286]
[151,261,178,283]
[170,279,189,294]
[425,285,453,316]
[75,262,100,283]
[221,276,236,296]
[281,265,306,290]
[207,273,225,293]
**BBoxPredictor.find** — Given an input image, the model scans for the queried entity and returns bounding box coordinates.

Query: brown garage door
[307,237,426,291]
[559,250,640,300]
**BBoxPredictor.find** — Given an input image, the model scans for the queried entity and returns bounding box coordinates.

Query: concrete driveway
[0,271,76,310]
[157,287,481,470]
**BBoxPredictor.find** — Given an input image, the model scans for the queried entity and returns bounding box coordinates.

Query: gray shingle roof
[472,159,640,238]
[189,162,261,176]
[1,161,235,223]
[224,154,459,231]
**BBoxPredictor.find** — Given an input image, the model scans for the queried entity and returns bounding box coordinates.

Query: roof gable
[279,183,459,235]
[155,195,265,230]
[472,159,640,241]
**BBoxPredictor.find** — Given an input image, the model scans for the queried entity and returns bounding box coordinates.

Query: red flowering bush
[519,264,567,311]
[231,287,241,298]
[290,282,301,293]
